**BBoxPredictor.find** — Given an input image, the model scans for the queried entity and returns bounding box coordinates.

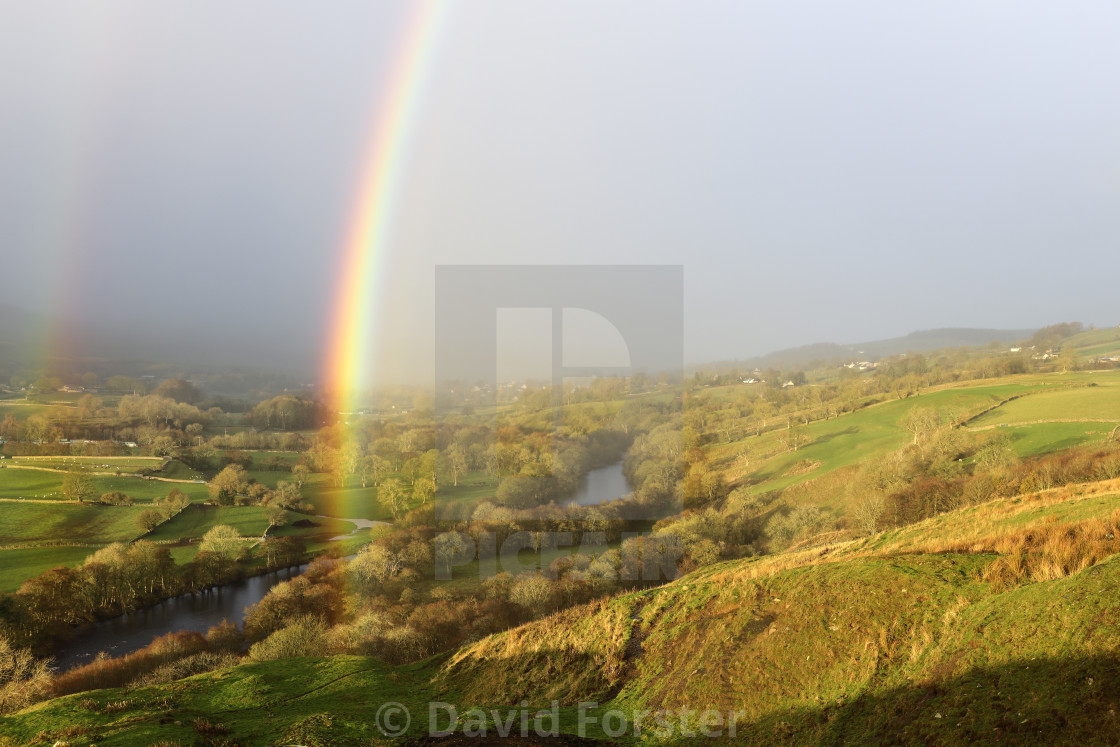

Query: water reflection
[48,471,624,672]
[568,462,631,507]
[51,563,308,671]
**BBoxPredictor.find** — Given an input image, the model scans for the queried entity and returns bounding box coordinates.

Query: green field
[242,450,301,468]
[717,381,1048,496]
[1066,326,1120,357]
[0,501,355,592]
[0,502,144,545]
[141,504,270,542]
[433,470,499,507]
[0,468,67,500]
[960,376,1120,455]
[154,459,205,481]
[0,478,357,588]
[240,469,291,490]
[0,401,54,421]
[300,470,499,522]
[969,380,1120,426]
[704,371,1120,511]
[142,503,355,543]
[0,546,102,592]
[89,475,209,503]
[1000,421,1118,457]
[6,456,162,472]
[0,467,209,503]
[302,482,386,521]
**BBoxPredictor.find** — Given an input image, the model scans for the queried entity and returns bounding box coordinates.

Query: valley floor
[3,482,1118,745]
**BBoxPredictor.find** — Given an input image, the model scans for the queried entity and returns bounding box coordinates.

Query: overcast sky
[2,1,1119,383]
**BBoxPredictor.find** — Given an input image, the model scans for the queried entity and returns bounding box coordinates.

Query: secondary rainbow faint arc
[324,0,449,417]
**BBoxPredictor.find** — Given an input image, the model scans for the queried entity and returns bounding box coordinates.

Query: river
[50,472,623,671]
[568,461,631,506]
[50,562,313,672]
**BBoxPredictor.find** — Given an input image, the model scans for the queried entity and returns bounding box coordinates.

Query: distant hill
[702,327,1037,373]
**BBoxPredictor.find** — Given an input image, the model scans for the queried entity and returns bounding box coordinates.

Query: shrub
[324,612,396,655]
[0,635,52,714]
[766,504,828,547]
[129,652,239,688]
[135,508,163,533]
[51,632,208,696]
[99,491,133,506]
[243,575,343,640]
[205,619,245,653]
[192,718,229,736]
[247,616,328,662]
[510,574,554,616]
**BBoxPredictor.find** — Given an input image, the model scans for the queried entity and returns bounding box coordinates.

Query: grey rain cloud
[1,1,1118,382]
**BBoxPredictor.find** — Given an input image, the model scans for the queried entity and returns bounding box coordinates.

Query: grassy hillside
[1065,326,1120,359]
[709,380,1048,496]
[0,547,102,593]
[4,356,1120,744]
[0,502,144,546]
[697,371,1120,536]
[4,483,1117,745]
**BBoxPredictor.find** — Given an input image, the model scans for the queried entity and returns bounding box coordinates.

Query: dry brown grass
[50,631,210,697]
[431,595,634,705]
[701,479,1120,587]
[702,539,854,583]
[976,512,1120,588]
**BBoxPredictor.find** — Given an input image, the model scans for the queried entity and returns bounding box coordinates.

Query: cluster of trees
[298,404,641,518]
[116,394,213,430]
[0,532,306,653]
[1031,322,1084,350]
[492,441,591,509]
[0,372,318,463]
[0,634,51,714]
[1,400,213,459]
[249,395,322,431]
[204,465,311,518]
[875,440,1120,528]
[133,489,193,532]
[624,420,685,509]
[652,490,766,568]
[237,523,681,669]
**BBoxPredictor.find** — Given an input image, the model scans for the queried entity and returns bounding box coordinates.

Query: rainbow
[322,0,449,417]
